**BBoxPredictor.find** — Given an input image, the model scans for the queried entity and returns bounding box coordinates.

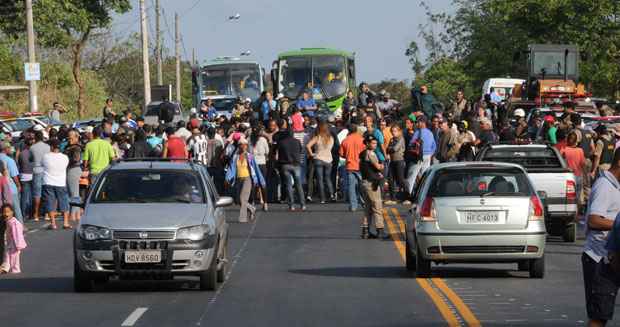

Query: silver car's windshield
[93,170,206,204]
[430,168,533,197]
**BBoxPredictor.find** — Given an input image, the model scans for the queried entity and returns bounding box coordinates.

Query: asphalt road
[0,203,618,327]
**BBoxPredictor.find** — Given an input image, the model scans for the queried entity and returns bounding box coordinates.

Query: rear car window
[429,167,533,197]
[482,147,561,169]
[93,170,205,204]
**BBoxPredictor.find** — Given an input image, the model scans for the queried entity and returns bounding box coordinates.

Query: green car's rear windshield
[429,168,533,197]
[92,170,205,204]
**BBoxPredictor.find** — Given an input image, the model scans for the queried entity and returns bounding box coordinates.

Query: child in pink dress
[2,204,26,274]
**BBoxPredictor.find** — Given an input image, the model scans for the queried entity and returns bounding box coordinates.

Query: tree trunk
[71,29,91,119]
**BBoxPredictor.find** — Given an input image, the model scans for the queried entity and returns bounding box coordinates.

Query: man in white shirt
[41,140,70,230]
[583,148,620,326]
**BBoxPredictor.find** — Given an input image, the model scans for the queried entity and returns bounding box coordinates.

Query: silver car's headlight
[78,225,112,241]
[177,225,211,241]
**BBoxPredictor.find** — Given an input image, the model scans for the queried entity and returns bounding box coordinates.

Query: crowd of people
[1,83,620,324]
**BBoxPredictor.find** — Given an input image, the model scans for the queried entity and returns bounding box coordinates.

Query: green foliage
[415,58,474,106]
[0,41,21,82]
[409,0,620,100]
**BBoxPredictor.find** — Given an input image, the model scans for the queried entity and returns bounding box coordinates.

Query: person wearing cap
[514,109,529,142]
[225,138,265,222]
[592,125,616,175]
[296,90,318,118]
[41,139,70,230]
[538,115,557,145]
[359,134,388,239]
[0,142,22,223]
[376,90,399,116]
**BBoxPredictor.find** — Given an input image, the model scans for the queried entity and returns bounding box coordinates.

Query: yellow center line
[383,209,460,327]
[388,208,482,327]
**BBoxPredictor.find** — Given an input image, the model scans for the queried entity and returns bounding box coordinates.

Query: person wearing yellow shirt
[225,139,265,223]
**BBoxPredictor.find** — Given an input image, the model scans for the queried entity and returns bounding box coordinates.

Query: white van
[482,78,525,100]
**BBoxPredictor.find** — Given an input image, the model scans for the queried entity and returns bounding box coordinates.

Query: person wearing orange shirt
[339,124,366,211]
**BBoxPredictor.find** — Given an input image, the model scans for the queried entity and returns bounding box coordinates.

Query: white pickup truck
[476,144,578,242]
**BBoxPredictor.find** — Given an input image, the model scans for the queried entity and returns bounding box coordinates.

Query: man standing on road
[29,131,50,221]
[48,102,65,122]
[339,124,366,212]
[582,148,620,327]
[83,126,116,182]
[360,135,388,239]
[261,91,277,127]
[42,140,70,230]
[276,130,306,211]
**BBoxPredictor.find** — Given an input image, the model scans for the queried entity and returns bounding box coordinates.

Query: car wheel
[405,236,416,271]
[217,236,229,283]
[199,243,219,291]
[415,243,431,278]
[529,256,545,279]
[562,223,577,243]
[517,260,530,271]
[74,256,94,293]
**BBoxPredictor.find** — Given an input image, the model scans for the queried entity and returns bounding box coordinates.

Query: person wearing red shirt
[561,132,586,211]
[163,126,188,161]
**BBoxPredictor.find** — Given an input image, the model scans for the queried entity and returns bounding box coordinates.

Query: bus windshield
[279,55,347,100]
[201,63,261,101]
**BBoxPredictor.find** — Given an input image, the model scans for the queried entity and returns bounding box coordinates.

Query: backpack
[405,131,424,162]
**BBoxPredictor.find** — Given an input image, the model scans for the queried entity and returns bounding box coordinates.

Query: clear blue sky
[113,0,453,83]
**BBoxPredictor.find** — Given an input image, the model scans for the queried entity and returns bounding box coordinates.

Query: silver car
[72,160,232,292]
[405,162,546,278]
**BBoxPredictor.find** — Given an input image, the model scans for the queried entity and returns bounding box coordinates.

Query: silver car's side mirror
[216,197,234,208]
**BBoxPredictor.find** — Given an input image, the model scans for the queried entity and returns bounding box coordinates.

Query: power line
[178,0,202,18]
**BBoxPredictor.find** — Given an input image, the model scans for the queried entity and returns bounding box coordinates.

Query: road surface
[0,203,617,326]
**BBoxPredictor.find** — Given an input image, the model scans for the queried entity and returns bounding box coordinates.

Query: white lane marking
[195,213,260,326]
[121,307,148,326]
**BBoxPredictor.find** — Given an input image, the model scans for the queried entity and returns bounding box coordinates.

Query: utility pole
[155,0,162,85]
[25,0,38,113]
[192,48,196,66]
[175,12,181,102]
[140,0,151,106]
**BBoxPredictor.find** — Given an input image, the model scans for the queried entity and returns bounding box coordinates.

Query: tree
[420,0,620,98]
[415,58,474,106]
[0,0,132,118]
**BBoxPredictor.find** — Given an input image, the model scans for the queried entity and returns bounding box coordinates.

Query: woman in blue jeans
[306,122,335,204]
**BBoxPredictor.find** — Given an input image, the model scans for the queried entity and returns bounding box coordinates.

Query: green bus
[271,48,356,116]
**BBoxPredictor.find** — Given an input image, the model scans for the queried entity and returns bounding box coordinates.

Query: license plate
[464,211,500,224]
[124,250,161,263]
